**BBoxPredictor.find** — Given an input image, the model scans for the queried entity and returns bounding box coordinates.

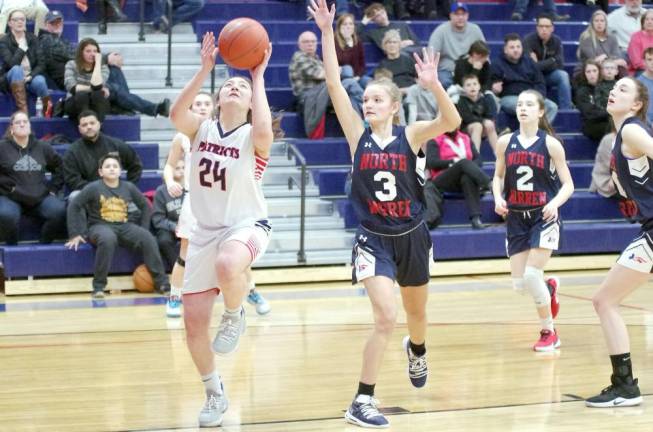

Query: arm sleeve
[29,36,45,77]
[64,61,78,92]
[425,139,452,170]
[355,41,366,77]
[130,183,151,229]
[44,143,65,193]
[67,185,91,238]
[150,188,172,232]
[117,140,143,184]
[62,151,88,191]
[627,33,646,71]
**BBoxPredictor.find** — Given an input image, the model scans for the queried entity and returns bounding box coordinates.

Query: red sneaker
[533,329,561,352]
[546,276,560,319]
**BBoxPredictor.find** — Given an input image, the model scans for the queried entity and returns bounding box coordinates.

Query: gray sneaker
[212,307,246,355]
[198,384,228,427]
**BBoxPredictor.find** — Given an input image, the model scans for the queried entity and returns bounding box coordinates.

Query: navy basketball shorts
[617,228,653,273]
[506,208,562,257]
[351,222,433,287]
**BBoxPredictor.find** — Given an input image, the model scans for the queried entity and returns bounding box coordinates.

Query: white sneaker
[247,289,271,315]
[212,307,246,355]
[198,383,228,427]
[166,295,182,318]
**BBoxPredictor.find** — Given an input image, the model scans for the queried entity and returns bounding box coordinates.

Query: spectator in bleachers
[64,38,111,122]
[65,153,170,299]
[38,11,74,91]
[0,0,49,35]
[0,111,66,245]
[637,47,653,125]
[627,9,653,75]
[574,60,610,141]
[598,57,619,93]
[405,79,438,124]
[523,13,572,110]
[378,30,416,93]
[63,110,143,198]
[360,0,410,20]
[491,33,557,123]
[608,0,645,53]
[103,51,171,117]
[452,40,497,118]
[304,0,349,19]
[151,0,204,33]
[426,128,491,230]
[152,159,184,271]
[422,0,453,20]
[456,74,497,154]
[577,10,627,78]
[0,10,50,114]
[589,131,617,198]
[357,3,420,55]
[427,2,485,89]
[95,0,128,35]
[510,0,568,22]
[289,31,363,136]
[334,13,370,88]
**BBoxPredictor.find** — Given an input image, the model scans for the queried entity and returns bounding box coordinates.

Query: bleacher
[0,0,641,285]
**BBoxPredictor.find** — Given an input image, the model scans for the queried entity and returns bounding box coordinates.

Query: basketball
[133,264,155,293]
[218,18,269,70]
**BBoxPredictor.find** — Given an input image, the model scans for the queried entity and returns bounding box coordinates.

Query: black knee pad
[176,256,186,267]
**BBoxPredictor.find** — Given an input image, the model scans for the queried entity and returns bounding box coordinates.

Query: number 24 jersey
[190,120,268,227]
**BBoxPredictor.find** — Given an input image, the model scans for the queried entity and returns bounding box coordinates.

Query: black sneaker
[157,98,170,117]
[157,283,171,295]
[402,336,428,388]
[585,375,642,408]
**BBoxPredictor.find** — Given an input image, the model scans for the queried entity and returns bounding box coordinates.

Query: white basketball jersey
[189,119,268,227]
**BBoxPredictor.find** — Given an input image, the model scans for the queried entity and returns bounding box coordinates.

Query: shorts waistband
[360,218,424,237]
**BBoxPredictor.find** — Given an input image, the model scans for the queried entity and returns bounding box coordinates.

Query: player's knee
[591,292,612,315]
[215,254,243,282]
[375,305,398,334]
[523,266,549,307]
[512,277,525,295]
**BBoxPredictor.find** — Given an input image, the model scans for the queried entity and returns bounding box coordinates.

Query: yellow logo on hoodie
[99,194,128,223]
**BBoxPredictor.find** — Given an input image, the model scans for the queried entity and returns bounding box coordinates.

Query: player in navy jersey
[492,90,574,353]
[586,77,652,408]
[310,0,461,428]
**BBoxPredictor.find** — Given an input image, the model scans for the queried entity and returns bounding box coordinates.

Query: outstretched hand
[308,0,335,31]
[200,32,219,72]
[414,47,441,90]
[250,43,273,80]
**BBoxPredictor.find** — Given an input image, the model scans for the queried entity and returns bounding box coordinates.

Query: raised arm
[622,122,653,161]
[492,134,510,217]
[405,48,461,153]
[309,0,364,155]
[170,32,217,139]
[249,45,274,159]
[543,136,574,222]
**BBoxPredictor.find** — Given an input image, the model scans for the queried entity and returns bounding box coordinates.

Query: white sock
[540,316,554,331]
[170,285,182,298]
[224,306,242,317]
[201,371,221,394]
[248,280,256,292]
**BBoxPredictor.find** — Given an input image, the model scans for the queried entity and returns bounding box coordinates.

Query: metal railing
[139,0,145,41]
[286,144,352,264]
[165,0,173,87]
[286,143,307,264]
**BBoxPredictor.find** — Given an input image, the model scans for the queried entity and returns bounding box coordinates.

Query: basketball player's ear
[633,99,644,116]
[391,100,400,116]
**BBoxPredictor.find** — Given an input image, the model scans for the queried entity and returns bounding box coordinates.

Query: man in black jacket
[151,159,184,271]
[0,10,50,113]
[37,10,74,91]
[523,13,572,109]
[63,110,143,199]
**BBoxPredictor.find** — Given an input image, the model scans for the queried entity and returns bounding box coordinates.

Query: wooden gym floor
[1,266,653,431]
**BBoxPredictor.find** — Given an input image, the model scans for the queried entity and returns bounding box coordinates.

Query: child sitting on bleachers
[456,74,497,154]
[65,153,170,299]
[151,159,184,271]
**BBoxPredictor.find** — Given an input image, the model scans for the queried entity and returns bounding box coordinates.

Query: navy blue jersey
[611,116,653,222]
[350,126,426,235]
[503,130,560,210]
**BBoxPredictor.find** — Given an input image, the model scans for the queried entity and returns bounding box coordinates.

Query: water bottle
[35,97,43,117]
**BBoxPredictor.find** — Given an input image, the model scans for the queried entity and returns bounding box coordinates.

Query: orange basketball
[132,264,155,293]
[218,18,269,70]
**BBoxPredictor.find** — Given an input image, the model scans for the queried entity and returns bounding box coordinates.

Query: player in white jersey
[169,32,274,428]
[163,92,214,318]
[163,92,271,318]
